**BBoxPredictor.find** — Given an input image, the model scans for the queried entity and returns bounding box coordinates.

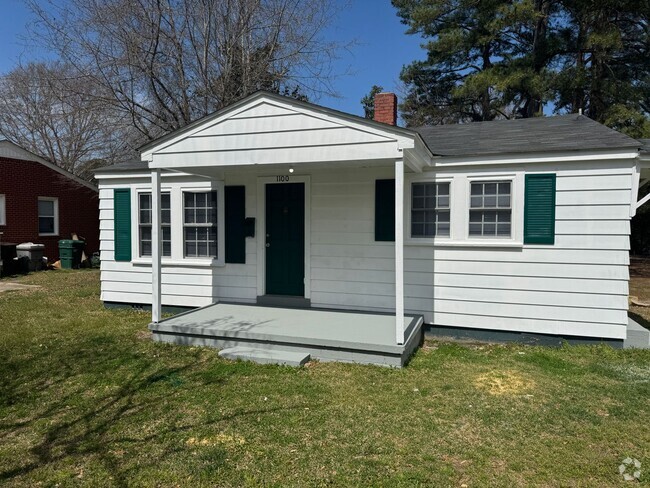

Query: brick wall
[0,156,99,261]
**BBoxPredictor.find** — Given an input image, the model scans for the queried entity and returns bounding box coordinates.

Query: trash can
[16,242,46,271]
[59,239,86,269]
[0,242,17,276]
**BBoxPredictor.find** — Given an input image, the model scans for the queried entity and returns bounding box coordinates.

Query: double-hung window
[469,181,512,237]
[183,191,218,258]
[38,197,58,235]
[139,193,171,257]
[411,182,450,238]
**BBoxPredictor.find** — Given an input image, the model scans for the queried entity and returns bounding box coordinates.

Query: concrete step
[218,346,311,366]
[624,317,650,349]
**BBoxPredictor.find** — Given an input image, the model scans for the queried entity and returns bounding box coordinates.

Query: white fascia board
[95,170,203,181]
[429,148,640,168]
[149,142,405,169]
[142,93,416,161]
[404,135,436,173]
[0,140,98,192]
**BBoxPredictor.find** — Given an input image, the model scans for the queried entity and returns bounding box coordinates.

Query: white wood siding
[310,167,395,311]
[149,100,413,168]
[98,158,634,340]
[98,174,258,308]
[400,161,634,340]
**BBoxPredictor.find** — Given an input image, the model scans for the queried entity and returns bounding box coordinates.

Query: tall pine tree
[394,0,650,136]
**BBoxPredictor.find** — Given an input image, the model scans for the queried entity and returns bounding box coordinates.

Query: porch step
[625,317,650,349]
[218,346,311,366]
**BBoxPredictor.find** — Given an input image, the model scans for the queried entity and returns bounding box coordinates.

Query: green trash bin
[59,239,86,269]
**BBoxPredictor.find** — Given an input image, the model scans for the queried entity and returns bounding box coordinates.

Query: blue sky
[0,0,425,117]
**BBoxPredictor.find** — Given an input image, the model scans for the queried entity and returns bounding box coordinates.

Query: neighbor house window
[469,181,512,237]
[0,194,5,226]
[139,193,171,257]
[183,191,218,258]
[38,197,58,235]
[411,182,450,238]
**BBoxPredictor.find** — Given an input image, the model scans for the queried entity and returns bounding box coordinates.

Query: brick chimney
[373,92,397,126]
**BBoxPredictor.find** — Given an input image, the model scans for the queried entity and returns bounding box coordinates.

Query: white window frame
[38,197,59,236]
[405,175,454,244]
[131,180,225,267]
[406,176,454,243]
[137,190,172,258]
[468,179,513,239]
[465,173,523,245]
[0,194,6,226]
[405,172,524,248]
[181,181,225,265]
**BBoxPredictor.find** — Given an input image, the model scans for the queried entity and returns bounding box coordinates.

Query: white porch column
[395,158,405,345]
[151,169,162,324]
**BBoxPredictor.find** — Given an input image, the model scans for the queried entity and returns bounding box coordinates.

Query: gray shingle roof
[637,139,650,155]
[94,160,149,173]
[413,114,641,157]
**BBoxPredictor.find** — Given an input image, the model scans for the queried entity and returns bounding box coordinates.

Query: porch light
[289,166,294,173]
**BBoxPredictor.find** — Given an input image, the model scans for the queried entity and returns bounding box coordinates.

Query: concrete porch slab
[218,346,311,366]
[625,316,650,349]
[149,303,424,367]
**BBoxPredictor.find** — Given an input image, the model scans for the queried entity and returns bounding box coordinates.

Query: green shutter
[225,186,246,264]
[375,179,395,242]
[524,174,556,245]
[113,189,132,261]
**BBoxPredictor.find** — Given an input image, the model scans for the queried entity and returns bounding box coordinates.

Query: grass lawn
[1,270,649,487]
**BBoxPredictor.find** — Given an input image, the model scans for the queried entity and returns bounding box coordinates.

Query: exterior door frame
[256,174,311,298]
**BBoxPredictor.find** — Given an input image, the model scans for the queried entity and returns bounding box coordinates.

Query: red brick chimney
[373,92,397,126]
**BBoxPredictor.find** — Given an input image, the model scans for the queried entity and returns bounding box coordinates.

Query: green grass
[1,270,649,487]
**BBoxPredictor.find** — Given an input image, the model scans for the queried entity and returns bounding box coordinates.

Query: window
[469,181,512,237]
[139,193,171,257]
[38,197,58,235]
[0,194,5,226]
[183,191,218,258]
[411,182,450,238]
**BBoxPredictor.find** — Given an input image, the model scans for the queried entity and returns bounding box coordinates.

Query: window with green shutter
[375,179,395,242]
[225,186,246,264]
[524,174,556,245]
[113,188,132,261]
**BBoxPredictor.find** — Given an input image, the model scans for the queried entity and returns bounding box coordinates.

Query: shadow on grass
[0,334,307,485]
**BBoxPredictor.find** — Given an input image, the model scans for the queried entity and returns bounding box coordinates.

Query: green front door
[265,182,305,296]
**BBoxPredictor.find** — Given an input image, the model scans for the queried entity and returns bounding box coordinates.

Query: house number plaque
[276,175,290,182]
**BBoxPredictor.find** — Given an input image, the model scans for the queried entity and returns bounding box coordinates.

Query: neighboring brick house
[0,138,99,261]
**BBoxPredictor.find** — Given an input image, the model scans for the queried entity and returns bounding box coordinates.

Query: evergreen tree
[393,0,650,136]
[361,85,384,119]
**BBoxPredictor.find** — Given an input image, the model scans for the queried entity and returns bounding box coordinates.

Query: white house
[95,91,649,366]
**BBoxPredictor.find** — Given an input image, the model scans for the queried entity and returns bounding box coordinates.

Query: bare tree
[0,62,137,177]
[27,0,345,141]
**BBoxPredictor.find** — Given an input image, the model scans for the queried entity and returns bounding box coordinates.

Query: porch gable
[142,92,420,169]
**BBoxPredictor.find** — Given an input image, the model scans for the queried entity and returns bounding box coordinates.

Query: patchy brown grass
[473,370,534,396]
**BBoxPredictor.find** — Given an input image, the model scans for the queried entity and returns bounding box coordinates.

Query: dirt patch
[135,329,152,341]
[0,282,41,294]
[186,433,246,447]
[474,370,534,396]
[630,256,650,278]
